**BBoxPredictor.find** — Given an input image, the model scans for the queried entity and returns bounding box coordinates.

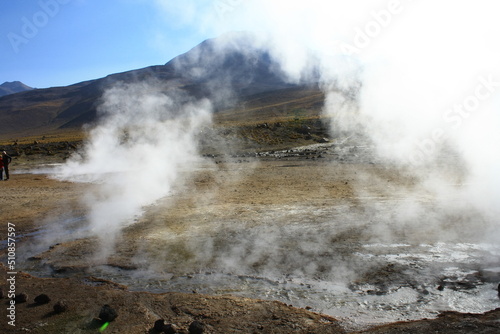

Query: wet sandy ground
[1,144,500,332]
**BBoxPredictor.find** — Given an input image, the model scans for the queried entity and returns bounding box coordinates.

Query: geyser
[55,80,213,259]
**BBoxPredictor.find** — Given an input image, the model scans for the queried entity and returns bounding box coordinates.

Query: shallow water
[9,144,500,331]
[15,212,500,331]
[91,241,500,329]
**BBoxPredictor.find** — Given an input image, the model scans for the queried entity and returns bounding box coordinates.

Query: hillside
[0,81,33,97]
[0,35,314,139]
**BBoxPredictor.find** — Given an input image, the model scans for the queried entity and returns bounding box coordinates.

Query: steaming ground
[7,139,500,330]
[2,1,500,331]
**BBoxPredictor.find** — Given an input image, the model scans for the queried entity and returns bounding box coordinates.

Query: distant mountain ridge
[0,34,310,137]
[0,81,33,97]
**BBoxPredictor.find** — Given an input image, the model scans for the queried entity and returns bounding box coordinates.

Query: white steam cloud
[156,0,500,237]
[52,0,500,272]
[55,81,212,259]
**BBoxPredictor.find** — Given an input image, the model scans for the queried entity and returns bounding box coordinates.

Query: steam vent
[2,1,500,333]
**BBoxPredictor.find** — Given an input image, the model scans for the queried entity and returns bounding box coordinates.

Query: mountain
[0,34,312,138]
[0,81,33,97]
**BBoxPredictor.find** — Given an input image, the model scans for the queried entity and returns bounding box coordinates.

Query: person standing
[2,151,12,180]
[0,156,3,181]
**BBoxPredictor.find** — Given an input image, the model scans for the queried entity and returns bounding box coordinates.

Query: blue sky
[0,0,216,88]
[2,0,499,93]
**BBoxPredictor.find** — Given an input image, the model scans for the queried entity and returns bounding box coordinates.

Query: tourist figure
[2,151,12,180]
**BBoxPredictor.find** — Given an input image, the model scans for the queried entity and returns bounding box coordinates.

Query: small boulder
[99,304,118,322]
[189,320,205,334]
[154,319,166,331]
[297,125,311,134]
[164,324,179,334]
[15,293,28,303]
[34,294,51,305]
[153,320,178,333]
[53,301,68,314]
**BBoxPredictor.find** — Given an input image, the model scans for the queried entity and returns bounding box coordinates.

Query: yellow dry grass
[0,128,85,145]
[1,88,328,149]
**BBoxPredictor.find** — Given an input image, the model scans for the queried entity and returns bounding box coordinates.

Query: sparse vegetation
[1,87,332,159]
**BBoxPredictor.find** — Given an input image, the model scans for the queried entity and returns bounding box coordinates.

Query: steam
[51,0,500,279]
[172,0,500,234]
[55,81,212,259]
[145,0,500,274]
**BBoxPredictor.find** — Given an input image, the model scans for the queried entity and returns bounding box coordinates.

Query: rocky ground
[0,142,499,333]
[2,263,499,334]
[0,264,345,333]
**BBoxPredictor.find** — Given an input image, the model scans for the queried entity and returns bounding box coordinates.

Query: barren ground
[1,148,499,333]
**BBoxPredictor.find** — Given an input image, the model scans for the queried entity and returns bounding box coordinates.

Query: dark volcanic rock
[34,293,51,305]
[53,300,68,314]
[15,293,28,303]
[188,320,205,334]
[164,324,179,334]
[99,304,118,322]
[154,319,166,331]
[153,319,178,333]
